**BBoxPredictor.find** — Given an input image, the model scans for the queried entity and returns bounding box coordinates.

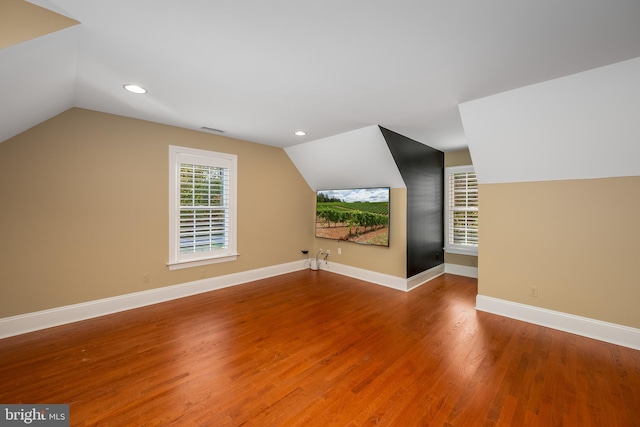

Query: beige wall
[312,188,407,278]
[479,177,640,329]
[0,108,413,318]
[0,0,78,49]
[444,149,473,168]
[444,148,478,269]
[0,108,316,317]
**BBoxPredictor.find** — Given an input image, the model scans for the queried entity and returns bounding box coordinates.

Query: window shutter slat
[447,170,478,249]
[178,163,230,255]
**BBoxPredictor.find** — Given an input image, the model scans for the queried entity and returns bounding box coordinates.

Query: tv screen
[315,187,390,246]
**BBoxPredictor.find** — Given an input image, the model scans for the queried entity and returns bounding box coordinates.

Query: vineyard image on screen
[315,187,390,246]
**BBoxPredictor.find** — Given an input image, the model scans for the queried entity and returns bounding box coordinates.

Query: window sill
[444,247,478,257]
[167,253,239,270]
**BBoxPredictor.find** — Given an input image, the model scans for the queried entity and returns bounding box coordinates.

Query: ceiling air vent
[200,126,225,133]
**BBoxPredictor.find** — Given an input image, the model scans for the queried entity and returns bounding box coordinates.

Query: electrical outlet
[338,247,342,255]
[529,286,538,297]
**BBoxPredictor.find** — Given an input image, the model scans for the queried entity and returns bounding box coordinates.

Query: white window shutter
[168,146,238,269]
[445,165,478,255]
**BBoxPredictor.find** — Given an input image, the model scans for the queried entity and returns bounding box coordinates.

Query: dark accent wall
[380,127,444,277]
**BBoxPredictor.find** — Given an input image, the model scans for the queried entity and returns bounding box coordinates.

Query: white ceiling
[4,0,640,150]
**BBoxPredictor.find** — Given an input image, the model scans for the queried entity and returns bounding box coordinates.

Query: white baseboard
[0,260,307,339]
[476,295,640,351]
[319,261,445,292]
[445,263,478,278]
[317,261,408,290]
[407,264,445,290]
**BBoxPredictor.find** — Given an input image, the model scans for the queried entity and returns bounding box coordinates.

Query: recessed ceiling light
[294,131,306,136]
[123,84,147,94]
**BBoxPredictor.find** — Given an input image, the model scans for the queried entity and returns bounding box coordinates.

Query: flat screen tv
[315,187,390,247]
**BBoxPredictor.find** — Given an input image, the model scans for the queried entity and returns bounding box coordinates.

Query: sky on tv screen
[318,188,389,203]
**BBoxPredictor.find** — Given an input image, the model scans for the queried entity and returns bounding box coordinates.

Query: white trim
[406,264,445,290]
[167,254,239,270]
[318,261,444,292]
[444,246,478,256]
[444,263,478,278]
[318,261,407,291]
[476,295,640,351]
[0,260,306,339]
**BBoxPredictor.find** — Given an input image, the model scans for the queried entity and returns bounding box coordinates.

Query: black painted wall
[380,127,444,278]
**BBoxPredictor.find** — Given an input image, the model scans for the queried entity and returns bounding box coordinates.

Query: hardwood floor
[1,271,639,426]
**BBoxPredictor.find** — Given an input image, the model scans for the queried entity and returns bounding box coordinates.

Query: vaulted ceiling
[2,0,640,150]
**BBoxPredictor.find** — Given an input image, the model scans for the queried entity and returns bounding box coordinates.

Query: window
[168,146,238,270]
[444,165,478,255]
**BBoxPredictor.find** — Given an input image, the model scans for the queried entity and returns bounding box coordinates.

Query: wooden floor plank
[1,271,639,426]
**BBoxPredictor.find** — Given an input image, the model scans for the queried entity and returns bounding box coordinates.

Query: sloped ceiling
[2,0,640,152]
[460,57,640,184]
[0,0,79,143]
[285,125,405,191]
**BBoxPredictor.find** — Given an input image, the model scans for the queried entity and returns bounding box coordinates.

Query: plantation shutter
[445,166,478,254]
[179,163,230,254]
[168,146,237,269]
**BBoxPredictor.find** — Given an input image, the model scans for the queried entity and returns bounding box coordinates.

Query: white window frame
[444,165,478,256]
[168,145,238,270]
